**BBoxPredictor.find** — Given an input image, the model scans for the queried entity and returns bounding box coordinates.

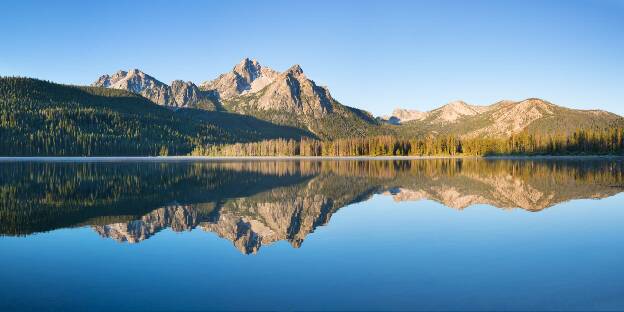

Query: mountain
[91,59,622,142]
[218,62,380,139]
[93,69,220,110]
[94,59,381,139]
[199,58,279,99]
[388,98,624,138]
[383,108,428,124]
[0,77,313,156]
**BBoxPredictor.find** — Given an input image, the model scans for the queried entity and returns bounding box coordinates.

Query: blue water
[0,159,622,311]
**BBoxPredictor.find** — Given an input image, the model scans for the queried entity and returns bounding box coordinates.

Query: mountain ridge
[92,59,623,140]
[386,98,623,138]
[93,59,380,139]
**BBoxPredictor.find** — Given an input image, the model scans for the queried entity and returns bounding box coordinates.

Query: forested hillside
[0,77,312,156]
[1,77,623,157]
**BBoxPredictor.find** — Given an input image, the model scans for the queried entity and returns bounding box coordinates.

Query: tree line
[192,127,624,156]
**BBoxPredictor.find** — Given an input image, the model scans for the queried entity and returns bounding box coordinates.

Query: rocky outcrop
[93,69,218,109]
[93,59,338,119]
[170,80,219,110]
[94,69,174,105]
[384,108,428,124]
[199,58,279,99]
[237,64,334,117]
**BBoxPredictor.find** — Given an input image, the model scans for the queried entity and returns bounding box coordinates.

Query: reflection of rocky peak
[92,174,365,254]
[385,168,620,211]
[93,203,217,243]
[9,159,620,254]
[201,182,336,254]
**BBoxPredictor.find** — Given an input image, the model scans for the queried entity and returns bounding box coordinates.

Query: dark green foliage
[0,161,311,235]
[2,159,622,236]
[197,128,624,156]
[0,77,311,156]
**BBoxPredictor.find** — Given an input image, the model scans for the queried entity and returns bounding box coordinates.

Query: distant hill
[385,98,624,138]
[0,77,313,156]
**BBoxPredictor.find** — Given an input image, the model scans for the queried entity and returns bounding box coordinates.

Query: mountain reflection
[1,159,622,254]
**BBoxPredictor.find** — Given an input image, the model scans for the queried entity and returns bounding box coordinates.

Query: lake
[0,158,623,311]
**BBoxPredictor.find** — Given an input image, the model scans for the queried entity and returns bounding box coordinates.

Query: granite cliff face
[93,69,174,105]
[93,59,377,139]
[199,58,279,99]
[226,64,334,118]
[93,69,218,109]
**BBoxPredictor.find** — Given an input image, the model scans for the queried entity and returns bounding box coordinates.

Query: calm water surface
[0,159,623,311]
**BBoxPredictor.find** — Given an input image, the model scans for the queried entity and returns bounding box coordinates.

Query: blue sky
[1,0,623,116]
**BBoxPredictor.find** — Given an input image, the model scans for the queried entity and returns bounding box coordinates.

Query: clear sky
[1,0,623,116]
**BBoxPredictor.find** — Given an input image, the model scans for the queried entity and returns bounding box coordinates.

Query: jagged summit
[91,60,377,139]
[232,58,262,81]
[285,64,304,75]
[200,58,279,99]
[91,62,622,141]
[93,69,218,109]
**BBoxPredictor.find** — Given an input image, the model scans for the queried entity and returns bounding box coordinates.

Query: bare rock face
[385,108,428,123]
[93,69,218,110]
[93,69,174,106]
[384,101,492,124]
[428,100,492,123]
[170,80,219,110]
[199,58,279,99]
[201,59,334,118]
[250,64,334,117]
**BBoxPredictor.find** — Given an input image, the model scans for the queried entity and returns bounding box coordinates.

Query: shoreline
[0,155,622,162]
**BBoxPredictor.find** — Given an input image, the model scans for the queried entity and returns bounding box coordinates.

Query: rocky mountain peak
[233,58,262,82]
[93,68,172,104]
[200,58,279,99]
[285,64,304,76]
[389,108,427,123]
[93,69,218,109]
[247,63,333,118]
[430,100,492,123]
